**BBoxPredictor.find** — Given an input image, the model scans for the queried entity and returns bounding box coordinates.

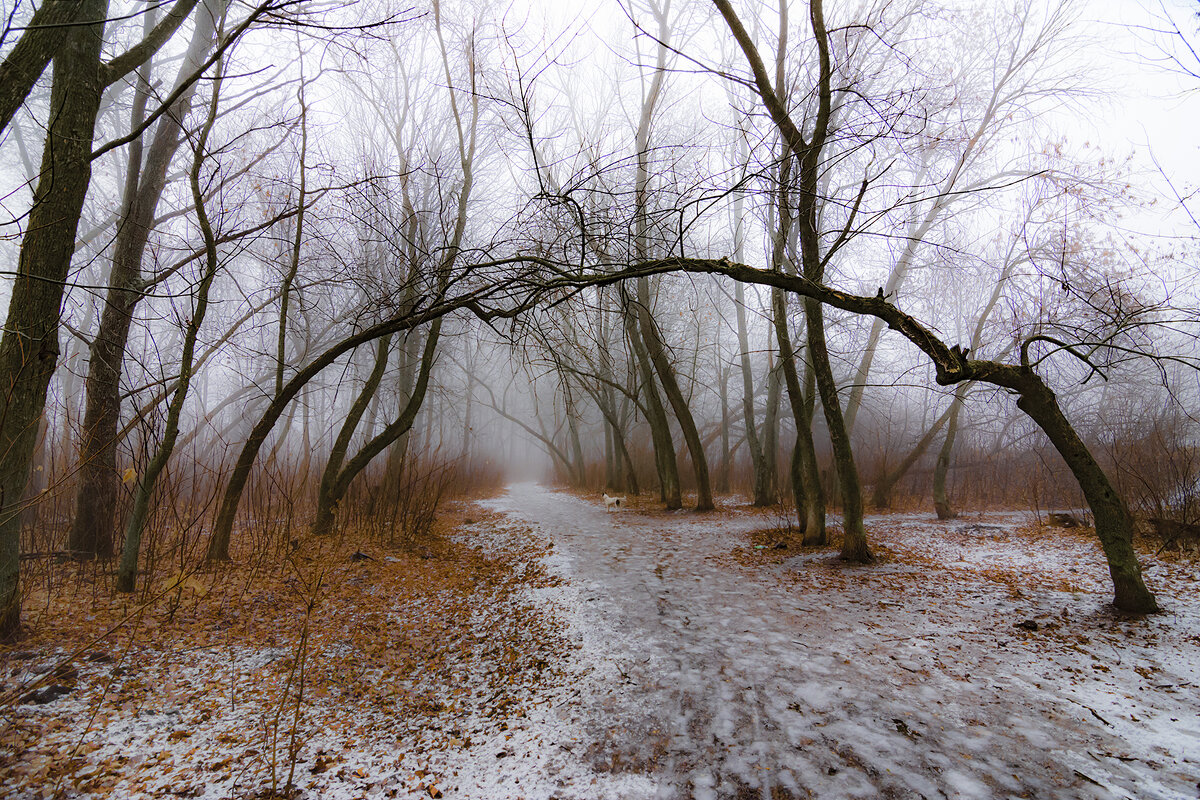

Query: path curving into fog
[480,482,1200,800]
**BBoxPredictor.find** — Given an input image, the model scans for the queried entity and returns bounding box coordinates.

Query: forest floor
[1,483,1198,799]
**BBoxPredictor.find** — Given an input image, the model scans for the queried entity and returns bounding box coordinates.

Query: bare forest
[1,0,1199,798]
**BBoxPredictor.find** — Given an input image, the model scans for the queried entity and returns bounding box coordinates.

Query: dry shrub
[1,495,569,800]
[1103,411,1199,527]
[343,454,504,551]
[388,457,451,549]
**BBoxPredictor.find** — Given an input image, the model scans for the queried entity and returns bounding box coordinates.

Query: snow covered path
[480,483,1200,800]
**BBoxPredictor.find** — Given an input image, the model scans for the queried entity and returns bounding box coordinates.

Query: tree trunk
[806,298,871,562]
[603,404,616,489]
[773,289,826,544]
[714,0,869,560]
[933,385,966,520]
[117,47,224,593]
[383,327,420,482]
[311,335,392,537]
[635,277,714,511]
[68,36,154,560]
[797,354,826,545]
[735,282,770,505]
[766,139,824,542]
[275,82,308,399]
[207,303,457,562]
[870,404,953,508]
[623,291,680,508]
[69,4,218,558]
[0,1,86,137]
[761,351,782,500]
[461,367,475,461]
[589,379,640,496]
[717,364,731,494]
[627,0,687,510]
[566,400,588,487]
[0,0,109,638]
[1010,373,1157,613]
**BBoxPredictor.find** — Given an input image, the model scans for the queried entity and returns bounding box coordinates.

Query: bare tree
[117,37,229,592]
[0,0,87,137]
[70,0,225,559]
[715,0,872,559]
[0,0,213,638]
[585,253,1160,613]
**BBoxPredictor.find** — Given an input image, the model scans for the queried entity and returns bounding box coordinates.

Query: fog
[0,0,1197,630]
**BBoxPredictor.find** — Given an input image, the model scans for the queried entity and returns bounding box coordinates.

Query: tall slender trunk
[58,302,95,468]
[0,0,109,637]
[311,335,392,537]
[806,298,870,561]
[635,278,714,511]
[597,290,627,492]
[563,379,588,487]
[589,378,640,495]
[275,79,308,399]
[762,352,782,498]
[623,292,680,508]
[933,385,967,520]
[627,0,696,510]
[715,0,870,561]
[117,51,225,593]
[766,139,825,542]
[734,263,769,504]
[68,20,154,559]
[774,290,826,544]
[461,368,475,461]
[70,3,219,558]
[604,415,616,489]
[717,364,731,494]
[383,317,420,481]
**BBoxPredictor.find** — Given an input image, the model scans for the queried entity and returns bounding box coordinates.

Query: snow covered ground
[476,483,1200,799]
[2,483,1197,799]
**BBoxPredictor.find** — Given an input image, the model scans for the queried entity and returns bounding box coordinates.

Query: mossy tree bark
[0,0,109,638]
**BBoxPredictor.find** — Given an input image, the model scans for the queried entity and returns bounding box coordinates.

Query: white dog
[602,493,626,511]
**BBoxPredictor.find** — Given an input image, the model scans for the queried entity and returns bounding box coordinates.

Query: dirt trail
[482,483,1200,800]
[3,484,1195,799]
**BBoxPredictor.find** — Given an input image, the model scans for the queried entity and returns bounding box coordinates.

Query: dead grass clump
[0,503,570,799]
